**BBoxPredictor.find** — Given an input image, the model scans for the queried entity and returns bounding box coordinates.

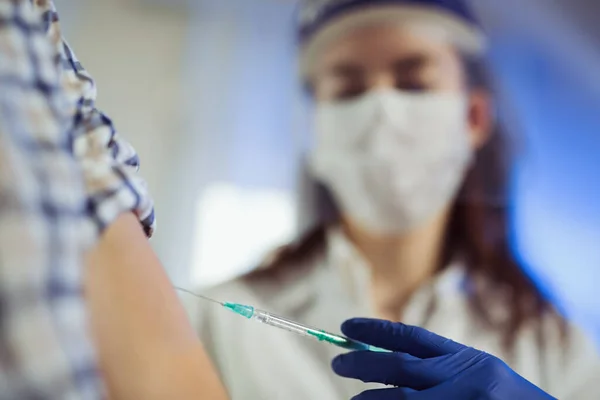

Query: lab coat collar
[251,226,468,324]
[326,226,467,303]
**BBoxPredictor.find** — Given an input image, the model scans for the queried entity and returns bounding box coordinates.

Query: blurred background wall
[54,0,194,282]
[55,0,600,343]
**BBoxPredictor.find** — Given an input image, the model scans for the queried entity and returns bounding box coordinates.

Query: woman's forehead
[316,24,458,71]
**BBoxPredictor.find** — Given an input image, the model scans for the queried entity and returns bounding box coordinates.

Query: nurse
[189,0,600,399]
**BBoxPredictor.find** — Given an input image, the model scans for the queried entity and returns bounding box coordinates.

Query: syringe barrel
[251,309,390,352]
[252,309,317,338]
[211,299,391,351]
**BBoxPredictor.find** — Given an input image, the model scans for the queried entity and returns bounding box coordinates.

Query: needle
[174,287,224,306]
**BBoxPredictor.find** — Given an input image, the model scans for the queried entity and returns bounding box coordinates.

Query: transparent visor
[299,5,487,80]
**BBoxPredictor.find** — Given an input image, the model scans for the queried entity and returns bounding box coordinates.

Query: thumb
[341,318,466,358]
[351,387,415,400]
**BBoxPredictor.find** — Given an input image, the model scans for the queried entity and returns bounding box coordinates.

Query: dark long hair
[247,56,564,350]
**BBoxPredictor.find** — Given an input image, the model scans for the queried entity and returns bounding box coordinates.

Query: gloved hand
[332,318,556,400]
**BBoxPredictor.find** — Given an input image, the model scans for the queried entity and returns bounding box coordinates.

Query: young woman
[190,1,600,399]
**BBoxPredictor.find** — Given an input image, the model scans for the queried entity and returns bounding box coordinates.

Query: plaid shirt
[0,0,156,398]
[37,0,155,237]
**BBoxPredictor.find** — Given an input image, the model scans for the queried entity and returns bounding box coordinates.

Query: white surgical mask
[308,88,473,234]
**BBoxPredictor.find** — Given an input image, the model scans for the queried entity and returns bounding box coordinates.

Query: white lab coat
[186,229,600,400]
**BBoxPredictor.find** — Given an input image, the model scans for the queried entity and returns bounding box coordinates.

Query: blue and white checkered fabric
[37,0,156,237]
[0,0,157,398]
[0,1,102,398]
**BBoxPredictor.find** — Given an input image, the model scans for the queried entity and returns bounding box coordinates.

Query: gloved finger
[332,351,451,389]
[351,387,415,400]
[341,318,466,358]
[407,381,463,400]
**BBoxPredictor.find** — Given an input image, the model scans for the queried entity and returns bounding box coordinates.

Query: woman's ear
[467,89,494,150]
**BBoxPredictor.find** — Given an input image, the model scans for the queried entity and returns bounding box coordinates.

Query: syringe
[177,288,390,353]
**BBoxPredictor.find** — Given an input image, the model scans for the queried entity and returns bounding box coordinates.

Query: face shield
[298,3,486,81]
[293,1,508,236]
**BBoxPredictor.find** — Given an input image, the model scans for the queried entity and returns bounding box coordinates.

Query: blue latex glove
[332,318,556,400]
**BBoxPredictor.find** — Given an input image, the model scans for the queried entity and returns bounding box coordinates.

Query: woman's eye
[334,85,367,100]
[396,80,429,92]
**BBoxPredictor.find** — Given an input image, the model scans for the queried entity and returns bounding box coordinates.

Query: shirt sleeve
[33,0,156,237]
[0,2,103,398]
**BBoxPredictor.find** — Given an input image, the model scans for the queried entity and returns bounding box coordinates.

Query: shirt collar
[253,226,469,324]
[325,226,467,317]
